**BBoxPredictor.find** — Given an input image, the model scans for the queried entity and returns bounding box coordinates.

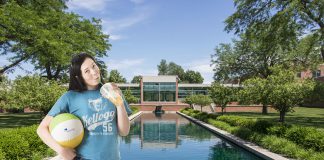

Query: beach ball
[49,113,84,148]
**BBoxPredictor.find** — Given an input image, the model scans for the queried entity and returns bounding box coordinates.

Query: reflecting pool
[120,113,263,160]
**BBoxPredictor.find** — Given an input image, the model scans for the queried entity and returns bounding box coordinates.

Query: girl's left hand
[102,83,123,107]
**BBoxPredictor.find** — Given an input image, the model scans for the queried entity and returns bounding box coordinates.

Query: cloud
[102,4,154,38]
[103,7,152,34]
[67,0,110,12]
[130,0,145,4]
[67,1,154,40]
[109,35,124,41]
[107,58,145,70]
[185,59,214,74]
[182,58,215,84]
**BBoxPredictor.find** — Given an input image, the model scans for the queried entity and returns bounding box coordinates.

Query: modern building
[117,75,239,110]
[117,76,208,105]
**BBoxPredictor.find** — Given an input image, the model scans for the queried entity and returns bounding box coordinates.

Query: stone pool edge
[176,111,290,160]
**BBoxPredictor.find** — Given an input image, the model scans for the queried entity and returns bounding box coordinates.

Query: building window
[312,70,321,78]
[296,72,301,78]
[143,82,176,102]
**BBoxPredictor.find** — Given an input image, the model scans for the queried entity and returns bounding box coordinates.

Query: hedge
[0,125,55,160]
[180,108,324,160]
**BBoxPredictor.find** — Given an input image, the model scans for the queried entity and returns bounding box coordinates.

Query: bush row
[180,108,324,160]
[130,106,139,115]
[0,125,55,160]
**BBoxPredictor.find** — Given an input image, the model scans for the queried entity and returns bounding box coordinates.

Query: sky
[3,0,236,84]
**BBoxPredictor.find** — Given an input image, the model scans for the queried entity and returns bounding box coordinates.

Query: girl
[37,53,132,160]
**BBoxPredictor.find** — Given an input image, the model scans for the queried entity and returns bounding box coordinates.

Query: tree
[158,59,168,75]
[131,75,141,83]
[209,83,235,114]
[225,0,323,61]
[211,35,283,82]
[303,81,324,105]
[183,70,204,84]
[183,94,195,108]
[0,76,11,110]
[108,70,127,83]
[167,62,185,81]
[239,77,270,114]
[194,94,212,112]
[4,75,67,115]
[0,0,110,80]
[266,67,315,122]
[123,89,139,104]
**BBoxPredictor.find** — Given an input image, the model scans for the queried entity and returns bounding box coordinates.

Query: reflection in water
[209,141,251,160]
[121,113,263,160]
[142,120,177,148]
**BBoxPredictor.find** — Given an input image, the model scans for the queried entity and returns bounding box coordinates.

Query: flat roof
[178,84,211,87]
[142,75,178,83]
[116,83,140,87]
[179,83,240,88]
[116,83,240,88]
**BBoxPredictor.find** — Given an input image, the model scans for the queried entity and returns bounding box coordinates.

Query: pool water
[120,113,263,160]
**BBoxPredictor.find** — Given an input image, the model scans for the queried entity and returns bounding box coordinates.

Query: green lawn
[1,107,323,131]
[0,106,139,130]
[228,107,324,131]
[0,112,42,129]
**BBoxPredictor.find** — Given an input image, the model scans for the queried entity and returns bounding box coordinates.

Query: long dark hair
[68,53,104,92]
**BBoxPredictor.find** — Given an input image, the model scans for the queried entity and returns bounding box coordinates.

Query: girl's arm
[109,83,130,136]
[37,115,76,160]
[116,102,131,136]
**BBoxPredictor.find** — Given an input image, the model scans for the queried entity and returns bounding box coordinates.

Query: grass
[0,112,42,129]
[227,107,324,131]
[0,106,140,130]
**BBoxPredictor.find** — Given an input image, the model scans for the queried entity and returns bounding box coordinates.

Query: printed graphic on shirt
[82,97,115,135]
[88,97,105,112]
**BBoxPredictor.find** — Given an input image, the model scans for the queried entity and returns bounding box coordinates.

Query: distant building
[296,64,324,82]
[117,75,239,107]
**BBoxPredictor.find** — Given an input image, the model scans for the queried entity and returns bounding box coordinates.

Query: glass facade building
[118,76,211,105]
[143,82,176,102]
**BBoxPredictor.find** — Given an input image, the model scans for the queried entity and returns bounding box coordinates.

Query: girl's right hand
[58,147,76,160]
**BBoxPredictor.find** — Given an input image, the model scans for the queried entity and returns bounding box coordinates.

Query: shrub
[0,125,55,160]
[207,113,218,119]
[0,148,5,160]
[251,120,274,134]
[267,124,290,137]
[197,112,209,122]
[207,119,232,131]
[231,127,253,140]
[217,115,255,128]
[0,129,30,159]
[308,152,324,160]
[18,125,49,154]
[285,126,324,152]
[130,106,139,114]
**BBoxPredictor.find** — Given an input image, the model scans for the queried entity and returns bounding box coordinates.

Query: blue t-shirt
[47,89,132,160]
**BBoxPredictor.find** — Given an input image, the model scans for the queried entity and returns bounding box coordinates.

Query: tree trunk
[279,111,286,122]
[262,104,268,114]
[0,55,29,74]
[53,64,62,80]
[200,106,202,112]
[221,106,224,115]
[45,63,53,80]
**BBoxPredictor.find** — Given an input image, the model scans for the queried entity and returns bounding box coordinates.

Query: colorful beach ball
[49,113,84,148]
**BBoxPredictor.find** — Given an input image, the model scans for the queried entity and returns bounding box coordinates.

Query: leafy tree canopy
[225,0,323,60]
[0,0,111,80]
[108,69,127,83]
